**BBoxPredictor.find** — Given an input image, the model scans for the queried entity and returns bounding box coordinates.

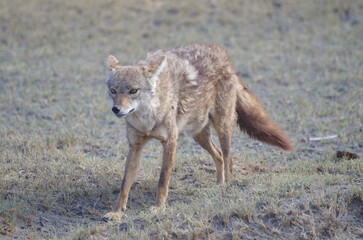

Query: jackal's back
[172,43,234,81]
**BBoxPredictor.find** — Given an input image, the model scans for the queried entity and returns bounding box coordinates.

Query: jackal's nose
[112,106,120,114]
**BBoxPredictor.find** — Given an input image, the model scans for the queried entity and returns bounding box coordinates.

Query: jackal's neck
[125,97,161,135]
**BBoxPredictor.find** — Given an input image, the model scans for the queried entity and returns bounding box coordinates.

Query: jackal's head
[106,55,167,118]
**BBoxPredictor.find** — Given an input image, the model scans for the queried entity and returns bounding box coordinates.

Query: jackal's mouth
[116,108,135,118]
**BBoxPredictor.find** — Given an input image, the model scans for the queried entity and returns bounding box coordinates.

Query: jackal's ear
[107,55,120,71]
[142,56,167,80]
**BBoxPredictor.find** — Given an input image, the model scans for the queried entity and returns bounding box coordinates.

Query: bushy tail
[235,79,293,150]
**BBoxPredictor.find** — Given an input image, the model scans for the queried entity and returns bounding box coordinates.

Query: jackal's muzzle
[112,106,135,118]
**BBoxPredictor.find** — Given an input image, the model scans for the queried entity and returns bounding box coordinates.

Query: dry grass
[0,0,362,239]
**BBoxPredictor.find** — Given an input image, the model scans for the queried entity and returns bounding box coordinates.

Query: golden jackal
[104,43,293,221]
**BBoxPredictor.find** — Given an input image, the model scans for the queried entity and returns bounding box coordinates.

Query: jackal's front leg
[104,129,148,221]
[150,131,177,212]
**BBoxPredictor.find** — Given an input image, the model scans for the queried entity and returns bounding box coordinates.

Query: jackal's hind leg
[193,125,225,184]
[211,83,236,182]
[215,127,233,182]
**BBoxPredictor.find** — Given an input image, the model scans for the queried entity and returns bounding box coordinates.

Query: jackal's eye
[129,89,138,94]
[110,88,117,94]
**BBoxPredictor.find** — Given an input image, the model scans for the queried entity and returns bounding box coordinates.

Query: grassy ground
[0,0,362,239]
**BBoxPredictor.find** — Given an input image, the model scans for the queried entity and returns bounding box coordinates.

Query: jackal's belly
[177,110,210,136]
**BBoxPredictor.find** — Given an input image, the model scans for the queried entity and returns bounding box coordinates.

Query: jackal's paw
[149,205,165,213]
[102,211,123,222]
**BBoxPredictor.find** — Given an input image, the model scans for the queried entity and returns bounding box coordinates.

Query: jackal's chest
[126,111,170,141]
[126,113,156,135]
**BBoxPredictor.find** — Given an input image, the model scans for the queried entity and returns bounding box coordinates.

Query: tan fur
[103,43,293,221]
[235,81,293,151]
